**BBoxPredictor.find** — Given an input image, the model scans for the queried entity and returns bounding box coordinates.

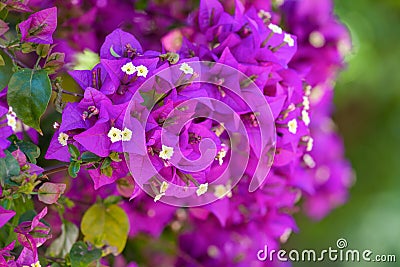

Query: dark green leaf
[7,69,52,133]
[47,221,79,258]
[0,150,20,183]
[68,162,81,178]
[18,141,40,164]
[70,241,101,267]
[81,152,101,163]
[68,144,80,160]
[0,50,13,91]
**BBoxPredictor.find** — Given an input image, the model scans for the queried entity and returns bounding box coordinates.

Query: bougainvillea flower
[19,7,57,44]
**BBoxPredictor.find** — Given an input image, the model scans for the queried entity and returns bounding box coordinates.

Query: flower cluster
[0,0,352,266]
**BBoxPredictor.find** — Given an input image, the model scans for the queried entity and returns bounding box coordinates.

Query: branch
[42,162,92,177]
[0,44,30,68]
[53,82,84,97]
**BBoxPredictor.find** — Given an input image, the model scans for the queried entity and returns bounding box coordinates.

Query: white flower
[303,154,316,168]
[258,9,271,20]
[284,33,295,47]
[309,31,325,48]
[8,106,16,117]
[121,62,136,75]
[159,145,174,160]
[179,63,194,75]
[121,127,133,141]
[302,110,311,126]
[58,132,69,146]
[154,193,165,202]
[306,137,314,152]
[160,181,169,194]
[268,23,282,34]
[215,144,227,166]
[302,96,310,110]
[214,184,232,199]
[53,121,60,129]
[6,114,17,131]
[287,119,298,134]
[24,261,41,267]
[196,183,208,196]
[136,65,149,78]
[107,127,122,143]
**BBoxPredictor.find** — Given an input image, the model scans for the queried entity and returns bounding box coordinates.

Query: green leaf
[0,151,20,183]
[47,221,79,258]
[70,241,102,267]
[0,54,4,66]
[81,203,129,255]
[68,144,80,160]
[0,50,13,91]
[36,44,50,58]
[139,88,165,109]
[109,45,121,58]
[103,196,122,207]
[101,166,113,177]
[18,141,40,164]
[7,69,52,133]
[101,157,111,169]
[81,151,101,163]
[109,152,121,162]
[68,162,81,178]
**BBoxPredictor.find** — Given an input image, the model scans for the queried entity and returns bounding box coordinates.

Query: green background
[286,0,400,266]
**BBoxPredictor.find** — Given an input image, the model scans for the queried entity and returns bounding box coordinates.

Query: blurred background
[286,0,400,266]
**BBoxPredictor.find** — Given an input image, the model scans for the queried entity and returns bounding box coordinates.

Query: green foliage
[0,50,13,91]
[0,150,20,184]
[7,69,52,133]
[68,161,81,178]
[70,241,102,267]
[47,221,79,258]
[81,203,130,255]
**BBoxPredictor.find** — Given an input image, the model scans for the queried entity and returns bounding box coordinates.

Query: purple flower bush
[0,0,352,266]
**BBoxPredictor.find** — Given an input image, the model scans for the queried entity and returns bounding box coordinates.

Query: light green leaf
[70,241,102,267]
[7,69,52,133]
[47,221,79,258]
[109,45,121,58]
[81,203,129,255]
[68,144,80,160]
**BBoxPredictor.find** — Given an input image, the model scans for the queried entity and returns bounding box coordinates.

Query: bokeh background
[285,0,400,266]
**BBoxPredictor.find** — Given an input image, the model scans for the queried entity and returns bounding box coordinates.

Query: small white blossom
[306,137,314,152]
[8,106,16,117]
[287,119,298,134]
[136,65,149,78]
[160,181,169,194]
[309,31,325,48]
[303,154,316,168]
[258,9,271,20]
[58,132,69,146]
[179,63,194,75]
[6,114,17,131]
[121,62,136,75]
[53,121,60,129]
[24,261,41,267]
[121,127,133,141]
[302,110,311,126]
[284,33,295,47]
[214,184,232,199]
[215,144,227,166]
[159,145,174,160]
[303,96,310,110]
[268,23,283,34]
[196,183,208,196]
[154,193,165,202]
[107,127,122,143]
